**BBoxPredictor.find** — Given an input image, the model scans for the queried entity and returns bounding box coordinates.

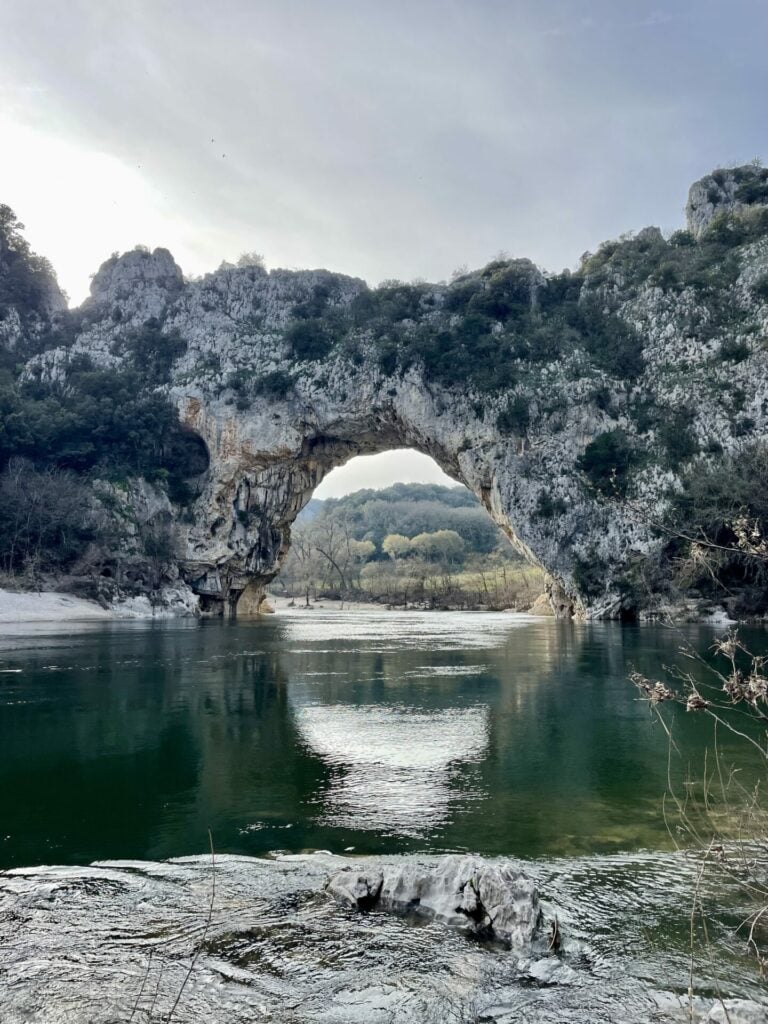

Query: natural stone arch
[26,165,768,619]
[176,377,605,619]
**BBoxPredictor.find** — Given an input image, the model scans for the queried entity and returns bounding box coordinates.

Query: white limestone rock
[520,957,581,986]
[328,855,541,947]
[703,1001,768,1024]
[86,246,183,321]
[657,994,768,1024]
[686,165,768,237]
[326,869,383,909]
[110,583,199,618]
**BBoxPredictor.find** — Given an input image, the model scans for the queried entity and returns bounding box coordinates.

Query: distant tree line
[298,482,504,553]
[273,483,541,609]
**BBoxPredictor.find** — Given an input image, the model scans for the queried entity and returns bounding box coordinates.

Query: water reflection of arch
[283,619,503,838]
[168,616,751,859]
[292,700,490,837]
[455,620,700,855]
[2,613,736,865]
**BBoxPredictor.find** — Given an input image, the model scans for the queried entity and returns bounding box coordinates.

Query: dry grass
[632,630,768,1003]
[351,560,545,610]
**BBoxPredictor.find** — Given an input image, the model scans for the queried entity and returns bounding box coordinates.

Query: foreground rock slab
[327,854,541,946]
[2,852,767,1023]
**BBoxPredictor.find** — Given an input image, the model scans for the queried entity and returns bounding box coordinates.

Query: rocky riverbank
[1,851,766,1023]
[0,585,199,622]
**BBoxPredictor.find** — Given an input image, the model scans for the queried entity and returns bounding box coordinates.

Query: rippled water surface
[0,609,764,867]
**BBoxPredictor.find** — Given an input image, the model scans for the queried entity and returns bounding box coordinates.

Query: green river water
[0,609,760,869]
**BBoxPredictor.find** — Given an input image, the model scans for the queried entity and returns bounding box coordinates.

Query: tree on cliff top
[0,205,60,318]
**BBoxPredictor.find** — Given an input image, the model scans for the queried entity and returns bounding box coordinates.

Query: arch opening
[263,448,547,615]
[178,395,579,620]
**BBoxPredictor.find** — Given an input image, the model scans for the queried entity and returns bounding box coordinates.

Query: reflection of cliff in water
[0,619,327,866]
[2,612,761,868]
[282,618,647,852]
[279,615,760,857]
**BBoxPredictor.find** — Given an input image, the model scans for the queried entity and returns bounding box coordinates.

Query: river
[0,609,765,1022]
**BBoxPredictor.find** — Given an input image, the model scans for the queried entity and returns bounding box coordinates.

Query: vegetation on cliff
[0,205,60,330]
[0,211,205,582]
[274,164,768,616]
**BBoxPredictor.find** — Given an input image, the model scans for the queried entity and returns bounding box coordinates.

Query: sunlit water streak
[0,609,765,865]
[294,703,489,835]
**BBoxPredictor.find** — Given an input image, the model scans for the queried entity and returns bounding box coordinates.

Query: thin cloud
[628,11,675,29]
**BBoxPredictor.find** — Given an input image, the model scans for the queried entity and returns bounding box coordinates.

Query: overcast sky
[1,0,765,495]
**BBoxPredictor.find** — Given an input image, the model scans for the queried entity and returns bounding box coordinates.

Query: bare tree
[280,521,320,606]
[0,459,100,583]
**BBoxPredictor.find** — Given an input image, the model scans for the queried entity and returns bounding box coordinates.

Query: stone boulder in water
[327,855,541,947]
[326,867,384,909]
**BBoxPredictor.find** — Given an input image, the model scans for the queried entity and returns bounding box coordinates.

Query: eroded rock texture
[22,165,768,617]
[327,855,541,947]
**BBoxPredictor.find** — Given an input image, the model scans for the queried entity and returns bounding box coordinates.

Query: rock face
[86,246,184,322]
[17,165,768,618]
[327,855,541,947]
[685,164,768,236]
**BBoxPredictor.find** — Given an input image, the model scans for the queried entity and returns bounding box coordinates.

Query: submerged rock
[328,854,541,947]
[327,868,384,909]
[515,956,581,987]
[658,995,768,1024]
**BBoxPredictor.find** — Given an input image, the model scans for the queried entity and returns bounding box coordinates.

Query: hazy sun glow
[0,114,181,303]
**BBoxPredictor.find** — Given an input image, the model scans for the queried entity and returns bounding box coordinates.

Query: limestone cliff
[13,165,768,618]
